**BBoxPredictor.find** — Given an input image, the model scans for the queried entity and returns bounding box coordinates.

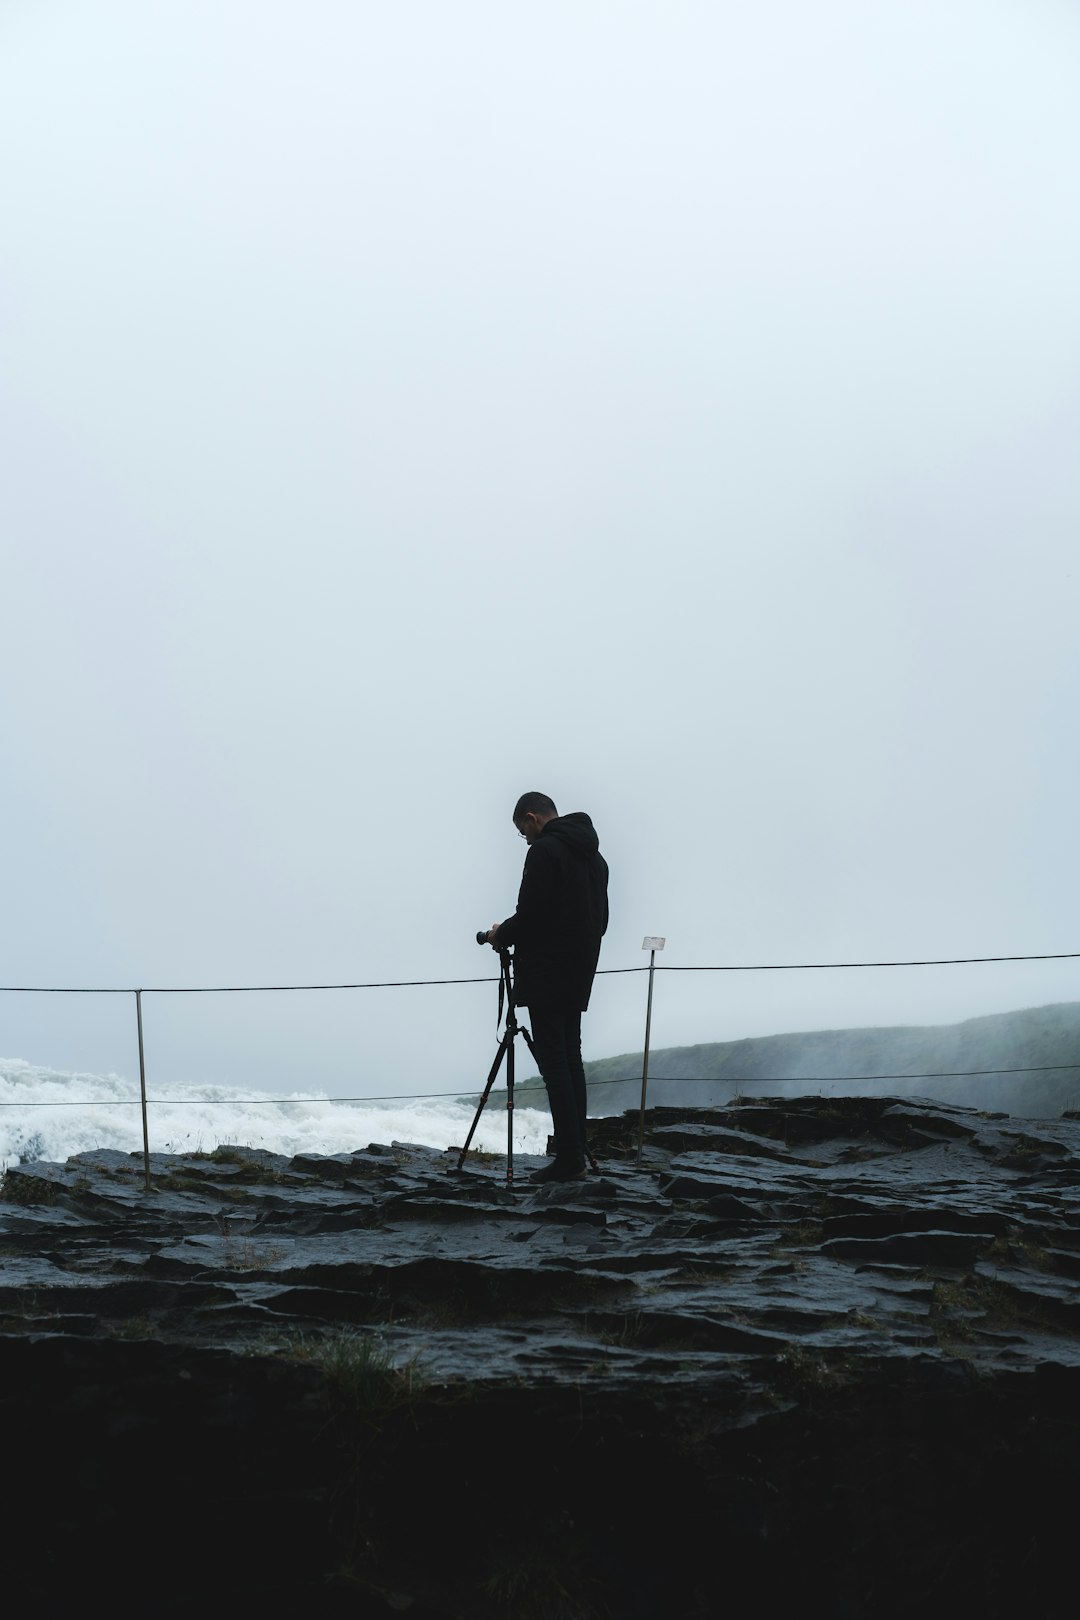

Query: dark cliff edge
[3,1095,1080,1617]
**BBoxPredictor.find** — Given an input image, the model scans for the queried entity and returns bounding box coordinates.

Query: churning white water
[0,1057,553,1170]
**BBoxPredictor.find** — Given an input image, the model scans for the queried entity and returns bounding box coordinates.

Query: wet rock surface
[3,1095,1080,1616]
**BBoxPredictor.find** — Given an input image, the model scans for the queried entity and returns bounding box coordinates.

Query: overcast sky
[3,1,1079,1101]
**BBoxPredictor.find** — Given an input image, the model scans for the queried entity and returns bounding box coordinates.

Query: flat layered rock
[3,1095,1080,1382]
[4,1095,1080,1615]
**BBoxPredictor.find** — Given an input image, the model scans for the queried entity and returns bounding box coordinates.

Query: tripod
[456,947,531,1185]
[455,945,599,1185]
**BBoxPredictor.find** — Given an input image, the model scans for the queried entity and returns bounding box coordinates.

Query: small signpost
[637,936,665,1161]
[135,990,151,1193]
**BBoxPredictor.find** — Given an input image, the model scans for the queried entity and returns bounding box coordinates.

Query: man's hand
[486,923,501,949]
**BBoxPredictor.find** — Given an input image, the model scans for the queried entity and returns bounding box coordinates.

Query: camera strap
[497,954,507,1033]
[495,947,517,1037]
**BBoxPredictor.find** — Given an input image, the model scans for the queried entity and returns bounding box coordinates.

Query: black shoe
[531,1159,586,1184]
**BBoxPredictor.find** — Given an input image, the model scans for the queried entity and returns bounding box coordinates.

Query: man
[485,791,609,1183]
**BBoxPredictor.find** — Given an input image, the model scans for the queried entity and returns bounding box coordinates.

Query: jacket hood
[543,812,600,858]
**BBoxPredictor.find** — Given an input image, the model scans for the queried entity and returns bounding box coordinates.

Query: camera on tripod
[476,929,490,945]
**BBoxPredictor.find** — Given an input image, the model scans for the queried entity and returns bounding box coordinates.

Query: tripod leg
[455,1033,510,1170]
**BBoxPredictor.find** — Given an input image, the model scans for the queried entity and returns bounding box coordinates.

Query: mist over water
[0,1059,554,1171]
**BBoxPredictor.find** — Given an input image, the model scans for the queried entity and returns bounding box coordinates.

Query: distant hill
[497,1002,1080,1121]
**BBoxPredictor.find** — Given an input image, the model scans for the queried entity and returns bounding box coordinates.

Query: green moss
[0,1170,62,1206]
[775,1219,825,1249]
[222,1239,288,1270]
[775,1343,860,1393]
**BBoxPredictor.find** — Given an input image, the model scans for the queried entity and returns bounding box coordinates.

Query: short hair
[513,791,558,823]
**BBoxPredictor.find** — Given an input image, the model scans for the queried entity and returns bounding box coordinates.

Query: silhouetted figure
[485,791,609,1182]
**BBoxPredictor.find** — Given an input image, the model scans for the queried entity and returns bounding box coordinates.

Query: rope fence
[6,947,1080,994]
[3,948,1079,1184]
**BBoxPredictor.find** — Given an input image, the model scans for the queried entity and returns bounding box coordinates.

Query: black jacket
[498,812,609,1010]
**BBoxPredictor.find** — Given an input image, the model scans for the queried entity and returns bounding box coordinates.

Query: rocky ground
[3,1094,1080,1617]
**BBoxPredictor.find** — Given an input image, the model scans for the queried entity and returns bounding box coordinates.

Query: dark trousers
[527,1002,587,1168]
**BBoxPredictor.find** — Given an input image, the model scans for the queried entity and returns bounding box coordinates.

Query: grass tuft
[279,1327,429,1421]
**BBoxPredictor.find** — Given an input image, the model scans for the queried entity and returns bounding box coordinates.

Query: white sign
[641,936,666,951]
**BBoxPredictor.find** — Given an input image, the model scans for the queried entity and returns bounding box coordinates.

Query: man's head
[513,790,558,845]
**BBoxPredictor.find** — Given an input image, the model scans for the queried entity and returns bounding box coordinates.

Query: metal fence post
[636,936,665,1161]
[135,990,151,1193]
